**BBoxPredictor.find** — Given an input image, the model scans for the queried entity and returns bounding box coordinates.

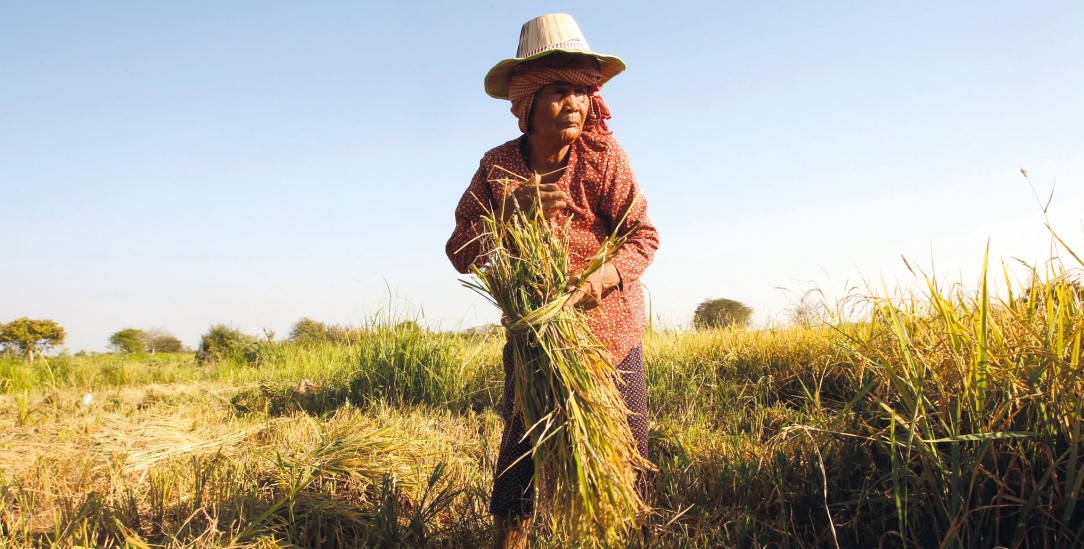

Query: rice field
[1,254,1082,548]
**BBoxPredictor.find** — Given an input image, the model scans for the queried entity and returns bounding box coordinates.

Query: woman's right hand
[502,173,568,221]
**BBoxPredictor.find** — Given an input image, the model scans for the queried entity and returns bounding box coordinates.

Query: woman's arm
[564,141,658,310]
[445,164,496,274]
[448,160,574,274]
[599,142,659,285]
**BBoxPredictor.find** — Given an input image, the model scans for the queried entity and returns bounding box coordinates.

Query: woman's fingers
[563,274,603,310]
[508,181,567,219]
[535,185,565,204]
[541,201,566,219]
[536,185,568,218]
[563,286,586,310]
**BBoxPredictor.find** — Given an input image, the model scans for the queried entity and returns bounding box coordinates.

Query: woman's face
[529,82,592,145]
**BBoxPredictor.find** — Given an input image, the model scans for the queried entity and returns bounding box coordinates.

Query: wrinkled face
[528,82,592,144]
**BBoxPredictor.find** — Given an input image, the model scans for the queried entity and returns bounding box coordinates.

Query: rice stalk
[840,243,1084,547]
[461,168,652,544]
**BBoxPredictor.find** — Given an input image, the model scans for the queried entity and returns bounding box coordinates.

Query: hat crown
[515,13,591,59]
[484,13,624,99]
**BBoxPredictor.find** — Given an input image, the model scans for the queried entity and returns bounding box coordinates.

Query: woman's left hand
[564,263,622,310]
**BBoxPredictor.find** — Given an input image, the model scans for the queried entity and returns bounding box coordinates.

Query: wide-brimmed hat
[484,13,625,100]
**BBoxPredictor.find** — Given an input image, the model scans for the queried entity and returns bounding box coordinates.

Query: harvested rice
[462,167,652,544]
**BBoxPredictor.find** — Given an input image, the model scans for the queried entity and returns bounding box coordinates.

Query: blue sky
[3,2,1082,351]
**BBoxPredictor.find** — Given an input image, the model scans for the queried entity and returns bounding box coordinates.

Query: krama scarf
[508,66,612,135]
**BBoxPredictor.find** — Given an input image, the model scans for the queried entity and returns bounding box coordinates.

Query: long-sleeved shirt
[446,133,659,361]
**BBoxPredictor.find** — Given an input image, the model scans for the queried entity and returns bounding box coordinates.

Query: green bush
[145,328,185,353]
[289,317,326,344]
[150,334,184,353]
[108,328,146,353]
[197,324,258,365]
[693,298,753,330]
[288,317,361,345]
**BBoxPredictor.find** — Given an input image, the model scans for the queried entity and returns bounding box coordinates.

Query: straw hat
[484,13,626,100]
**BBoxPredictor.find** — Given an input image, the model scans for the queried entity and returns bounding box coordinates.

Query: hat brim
[484,49,626,100]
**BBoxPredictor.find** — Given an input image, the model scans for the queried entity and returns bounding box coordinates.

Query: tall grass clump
[0,352,201,394]
[645,323,846,424]
[348,320,493,409]
[461,169,651,545]
[838,247,1084,547]
[222,319,503,416]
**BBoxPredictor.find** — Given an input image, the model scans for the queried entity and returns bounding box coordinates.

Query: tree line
[3,298,765,362]
[0,318,185,360]
[108,328,184,354]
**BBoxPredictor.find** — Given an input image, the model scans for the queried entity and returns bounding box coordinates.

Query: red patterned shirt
[446,133,659,361]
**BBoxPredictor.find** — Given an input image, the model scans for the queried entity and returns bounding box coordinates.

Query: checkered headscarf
[508,66,612,135]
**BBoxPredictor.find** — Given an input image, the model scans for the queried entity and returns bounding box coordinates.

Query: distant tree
[109,328,147,353]
[326,324,355,343]
[197,324,256,364]
[463,323,502,336]
[693,298,753,330]
[289,317,359,344]
[143,327,183,353]
[395,320,425,333]
[152,333,184,353]
[0,318,66,361]
[289,317,330,344]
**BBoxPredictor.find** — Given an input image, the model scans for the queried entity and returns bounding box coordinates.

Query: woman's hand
[502,173,568,221]
[564,263,622,310]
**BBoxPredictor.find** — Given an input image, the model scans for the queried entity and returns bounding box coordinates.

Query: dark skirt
[489,343,650,518]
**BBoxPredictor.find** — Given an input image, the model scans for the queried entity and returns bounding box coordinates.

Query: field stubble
[1,256,1082,547]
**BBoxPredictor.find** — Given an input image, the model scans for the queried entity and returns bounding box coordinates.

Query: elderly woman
[445,13,658,548]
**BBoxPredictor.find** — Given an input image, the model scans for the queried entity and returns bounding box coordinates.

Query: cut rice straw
[461,165,653,545]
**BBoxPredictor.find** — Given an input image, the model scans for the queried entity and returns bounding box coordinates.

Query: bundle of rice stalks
[461,168,652,544]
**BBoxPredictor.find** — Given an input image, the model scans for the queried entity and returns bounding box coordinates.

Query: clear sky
[3,2,1082,352]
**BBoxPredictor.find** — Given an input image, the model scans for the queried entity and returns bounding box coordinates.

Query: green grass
[0,352,201,394]
[1,256,1081,547]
